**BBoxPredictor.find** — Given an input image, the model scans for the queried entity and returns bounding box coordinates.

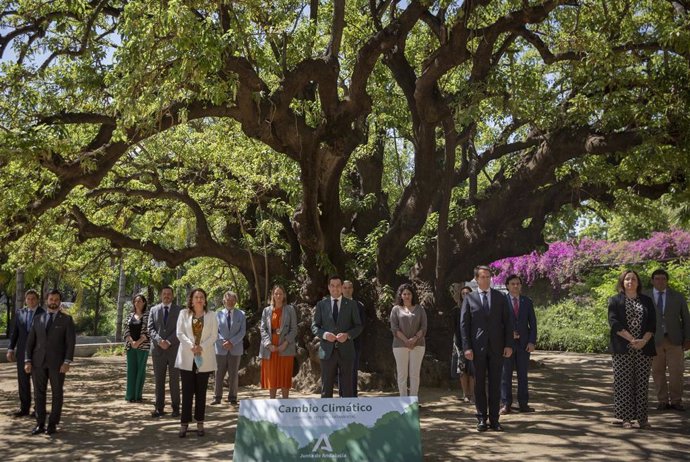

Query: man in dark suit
[6,289,44,418]
[340,280,366,397]
[312,276,363,398]
[147,285,181,418]
[24,289,76,435]
[644,268,690,411]
[458,265,513,432]
[500,274,537,414]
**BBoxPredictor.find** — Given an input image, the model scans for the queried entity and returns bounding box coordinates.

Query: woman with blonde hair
[259,285,298,398]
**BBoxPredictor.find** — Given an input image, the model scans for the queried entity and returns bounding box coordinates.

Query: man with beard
[24,289,76,435]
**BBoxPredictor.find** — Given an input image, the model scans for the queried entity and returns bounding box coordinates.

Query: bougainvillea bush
[490,230,690,290]
[492,231,690,353]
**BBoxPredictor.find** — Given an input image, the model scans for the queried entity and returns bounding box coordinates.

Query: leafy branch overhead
[1,0,689,304]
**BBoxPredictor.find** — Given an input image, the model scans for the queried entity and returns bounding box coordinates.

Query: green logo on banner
[234,397,421,462]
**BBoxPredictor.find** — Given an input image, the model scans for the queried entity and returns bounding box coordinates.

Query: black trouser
[180,363,210,424]
[473,351,503,423]
[32,366,65,426]
[338,346,362,398]
[17,353,32,412]
[321,348,354,398]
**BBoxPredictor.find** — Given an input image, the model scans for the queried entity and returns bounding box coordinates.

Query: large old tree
[2,0,689,385]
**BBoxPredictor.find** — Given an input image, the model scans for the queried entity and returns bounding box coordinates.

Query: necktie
[512,297,519,318]
[46,312,54,333]
[164,306,169,325]
[228,309,233,328]
[26,309,34,333]
[658,291,666,334]
[481,291,489,312]
[332,299,339,323]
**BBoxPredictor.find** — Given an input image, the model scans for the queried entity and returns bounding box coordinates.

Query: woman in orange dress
[259,285,298,398]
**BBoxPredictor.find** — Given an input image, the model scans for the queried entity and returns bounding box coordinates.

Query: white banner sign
[234,397,421,461]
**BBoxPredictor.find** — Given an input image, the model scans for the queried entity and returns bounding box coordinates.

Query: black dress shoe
[12,410,29,418]
[477,420,488,432]
[31,425,45,435]
[151,410,164,418]
[669,403,686,411]
[210,398,222,405]
[178,424,188,438]
[230,400,239,406]
[171,409,180,418]
[519,405,535,413]
[46,424,57,435]
[490,422,504,432]
[656,402,669,411]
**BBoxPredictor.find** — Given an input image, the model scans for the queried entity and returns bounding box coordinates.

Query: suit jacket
[458,288,512,356]
[506,294,537,349]
[175,309,218,373]
[148,302,181,356]
[25,310,76,369]
[8,306,45,361]
[259,304,297,359]
[608,293,656,356]
[643,288,690,347]
[350,299,366,351]
[311,297,363,361]
[215,307,247,356]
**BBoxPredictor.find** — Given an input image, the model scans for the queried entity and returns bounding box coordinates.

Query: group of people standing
[608,268,690,429]
[255,277,368,400]
[451,266,538,432]
[133,286,246,437]
[5,266,688,438]
[6,289,76,435]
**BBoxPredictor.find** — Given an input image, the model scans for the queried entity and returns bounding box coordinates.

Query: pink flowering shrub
[490,230,690,289]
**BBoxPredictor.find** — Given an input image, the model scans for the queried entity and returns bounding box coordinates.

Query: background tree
[2,0,689,385]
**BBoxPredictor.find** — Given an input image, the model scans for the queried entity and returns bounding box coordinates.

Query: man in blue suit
[6,289,44,418]
[459,266,513,432]
[212,290,246,406]
[312,276,363,398]
[500,274,537,414]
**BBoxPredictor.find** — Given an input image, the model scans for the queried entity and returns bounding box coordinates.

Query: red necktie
[512,297,519,318]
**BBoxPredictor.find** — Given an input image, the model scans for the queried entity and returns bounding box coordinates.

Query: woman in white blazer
[175,288,218,437]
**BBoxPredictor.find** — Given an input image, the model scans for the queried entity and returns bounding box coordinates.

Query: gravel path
[0,351,688,461]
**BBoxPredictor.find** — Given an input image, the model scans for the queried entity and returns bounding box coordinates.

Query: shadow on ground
[0,351,688,461]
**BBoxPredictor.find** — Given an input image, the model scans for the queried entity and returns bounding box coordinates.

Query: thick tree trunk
[115,254,126,342]
[15,268,24,310]
[93,278,102,335]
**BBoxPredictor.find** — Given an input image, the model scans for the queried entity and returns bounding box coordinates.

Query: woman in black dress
[451,285,474,402]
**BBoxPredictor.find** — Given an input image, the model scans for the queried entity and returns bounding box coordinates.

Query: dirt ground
[0,351,688,461]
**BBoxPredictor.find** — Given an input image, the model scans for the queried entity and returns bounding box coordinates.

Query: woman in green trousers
[124,294,151,402]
